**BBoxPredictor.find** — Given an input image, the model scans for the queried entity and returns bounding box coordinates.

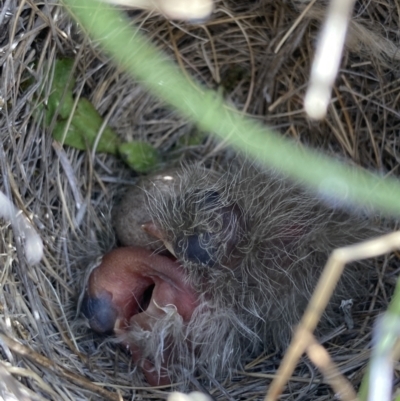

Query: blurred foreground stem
[358,275,400,401]
[63,0,400,216]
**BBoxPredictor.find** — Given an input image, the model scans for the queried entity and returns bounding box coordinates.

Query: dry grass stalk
[266,232,400,401]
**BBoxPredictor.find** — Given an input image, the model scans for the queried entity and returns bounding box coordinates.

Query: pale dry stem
[266,232,400,401]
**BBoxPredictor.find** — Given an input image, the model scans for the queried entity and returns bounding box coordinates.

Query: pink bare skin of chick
[83,247,199,385]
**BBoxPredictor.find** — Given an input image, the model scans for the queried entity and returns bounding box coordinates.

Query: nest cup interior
[0,0,400,399]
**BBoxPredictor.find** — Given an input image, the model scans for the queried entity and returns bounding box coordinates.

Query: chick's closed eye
[175,232,217,267]
[172,189,244,268]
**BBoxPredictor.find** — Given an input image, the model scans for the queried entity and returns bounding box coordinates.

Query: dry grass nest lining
[0,0,400,400]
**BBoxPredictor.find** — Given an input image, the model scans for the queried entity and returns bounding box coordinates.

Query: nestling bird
[82,161,384,385]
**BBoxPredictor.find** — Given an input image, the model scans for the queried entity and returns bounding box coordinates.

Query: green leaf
[118,141,160,173]
[44,58,76,125]
[53,119,88,150]
[177,130,206,147]
[52,98,120,155]
[52,59,76,92]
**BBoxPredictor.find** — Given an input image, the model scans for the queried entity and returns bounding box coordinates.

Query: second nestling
[81,161,386,385]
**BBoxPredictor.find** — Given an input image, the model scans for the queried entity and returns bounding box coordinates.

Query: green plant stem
[63,0,400,216]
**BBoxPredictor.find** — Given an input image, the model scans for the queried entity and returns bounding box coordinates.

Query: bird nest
[0,0,399,400]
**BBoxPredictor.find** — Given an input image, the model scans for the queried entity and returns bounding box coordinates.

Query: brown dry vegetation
[0,0,399,400]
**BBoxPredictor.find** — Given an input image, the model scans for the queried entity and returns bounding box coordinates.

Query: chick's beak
[142,221,177,258]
